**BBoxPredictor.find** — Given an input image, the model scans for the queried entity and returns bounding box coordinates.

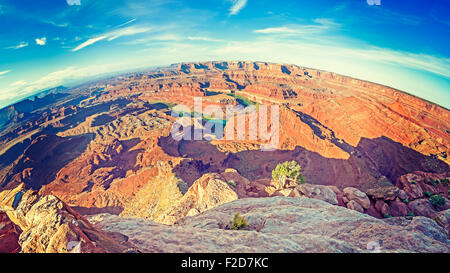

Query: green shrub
[383,214,392,218]
[403,198,409,204]
[441,179,449,187]
[229,213,248,230]
[407,212,415,217]
[429,195,446,209]
[228,180,237,188]
[411,180,416,184]
[272,160,305,184]
[425,191,431,197]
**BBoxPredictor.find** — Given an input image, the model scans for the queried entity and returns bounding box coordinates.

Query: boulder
[346,200,364,213]
[159,173,238,225]
[343,187,370,209]
[0,184,136,253]
[366,186,399,201]
[375,200,390,216]
[296,184,338,205]
[327,186,342,195]
[388,198,409,217]
[288,188,301,197]
[404,184,424,199]
[398,190,408,201]
[366,203,383,219]
[408,199,437,218]
[434,209,450,235]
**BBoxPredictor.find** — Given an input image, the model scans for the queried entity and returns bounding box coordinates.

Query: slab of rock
[408,199,437,218]
[0,184,136,253]
[0,212,21,253]
[89,197,449,253]
[343,187,370,209]
[366,186,399,201]
[434,209,450,235]
[288,188,301,197]
[159,173,238,225]
[398,190,408,201]
[389,198,409,217]
[347,200,364,213]
[375,200,389,215]
[395,172,449,200]
[296,184,338,205]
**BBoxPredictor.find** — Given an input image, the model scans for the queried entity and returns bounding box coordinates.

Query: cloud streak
[254,19,340,35]
[7,41,29,50]
[66,0,81,6]
[72,36,108,51]
[72,25,152,51]
[229,0,248,15]
[187,36,223,42]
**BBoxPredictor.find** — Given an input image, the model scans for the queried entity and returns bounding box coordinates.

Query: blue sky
[0,0,449,108]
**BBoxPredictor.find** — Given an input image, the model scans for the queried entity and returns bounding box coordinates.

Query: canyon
[0,61,448,253]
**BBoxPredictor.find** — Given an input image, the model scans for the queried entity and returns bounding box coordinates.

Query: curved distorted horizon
[0,0,449,109]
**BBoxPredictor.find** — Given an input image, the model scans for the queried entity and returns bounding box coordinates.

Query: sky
[0,0,449,109]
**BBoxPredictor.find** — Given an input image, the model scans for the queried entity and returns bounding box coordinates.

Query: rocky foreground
[88,197,450,253]
[1,182,449,253]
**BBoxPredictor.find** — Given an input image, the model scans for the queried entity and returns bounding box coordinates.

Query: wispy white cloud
[254,26,299,34]
[116,18,137,28]
[123,33,222,45]
[10,80,27,87]
[66,0,81,6]
[72,36,108,52]
[0,71,11,80]
[187,36,223,42]
[254,19,340,35]
[345,47,450,79]
[7,41,29,50]
[72,25,152,51]
[35,37,47,46]
[107,25,152,41]
[229,0,248,15]
[152,33,181,41]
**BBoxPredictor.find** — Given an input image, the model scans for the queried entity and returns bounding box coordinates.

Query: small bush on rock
[272,160,305,185]
[229,213,249,230]
[228,180,237,188]
[429,195,446,209]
